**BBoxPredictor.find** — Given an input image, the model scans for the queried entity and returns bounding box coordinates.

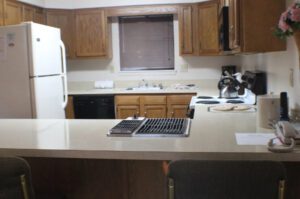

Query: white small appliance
[0,22,67,118]
[189,89,256,109]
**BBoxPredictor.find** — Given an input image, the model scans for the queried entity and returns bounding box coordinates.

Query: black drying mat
[109,120,144,135]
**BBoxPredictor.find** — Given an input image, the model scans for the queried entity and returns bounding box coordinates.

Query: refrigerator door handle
[59,40,68,109]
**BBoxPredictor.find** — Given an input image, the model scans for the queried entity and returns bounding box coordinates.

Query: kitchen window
[119,15,174,71]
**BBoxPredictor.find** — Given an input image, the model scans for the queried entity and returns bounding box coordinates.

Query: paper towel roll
[94,80,114,89]
[257,95,280,129]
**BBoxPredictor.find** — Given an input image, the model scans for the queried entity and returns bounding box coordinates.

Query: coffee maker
[241,70,267,95]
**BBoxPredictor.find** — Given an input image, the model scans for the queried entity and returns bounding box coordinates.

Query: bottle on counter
[280,92,289,121]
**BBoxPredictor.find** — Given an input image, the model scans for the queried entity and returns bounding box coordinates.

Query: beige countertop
[0,106,299,161]
[67,80,219,96]
[68,87,200,95]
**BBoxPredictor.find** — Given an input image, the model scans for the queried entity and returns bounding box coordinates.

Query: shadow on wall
[67,59,112,72]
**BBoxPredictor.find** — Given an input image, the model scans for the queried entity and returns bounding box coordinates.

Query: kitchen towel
[257,95,280,129]
[94,80,114,89]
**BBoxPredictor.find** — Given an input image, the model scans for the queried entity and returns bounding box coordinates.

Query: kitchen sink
[126,87,162,91]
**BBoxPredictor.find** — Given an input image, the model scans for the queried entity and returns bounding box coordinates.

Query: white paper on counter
[235,133,278,145]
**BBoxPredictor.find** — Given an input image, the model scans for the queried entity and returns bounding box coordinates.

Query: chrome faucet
[139,79,148,87]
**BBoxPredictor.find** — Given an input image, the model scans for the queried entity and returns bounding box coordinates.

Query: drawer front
[115,95,140,105]
[140,95,166,105]
[167,94,195,105]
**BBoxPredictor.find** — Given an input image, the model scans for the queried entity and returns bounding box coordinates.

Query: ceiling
[18,0,207,9]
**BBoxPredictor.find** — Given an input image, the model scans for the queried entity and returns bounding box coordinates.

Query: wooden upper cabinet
[22,5,34,22]
[178,5,197,55]
[4,0,22,25]
[198,1,220,55]
[229,0,286,53]
[75,9,111,57]
[0,0,4,26]
[46,10,75,58]
[228,0,240,51]
[34,7,45,24]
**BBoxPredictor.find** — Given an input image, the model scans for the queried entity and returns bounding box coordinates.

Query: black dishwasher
[73,95,115,119]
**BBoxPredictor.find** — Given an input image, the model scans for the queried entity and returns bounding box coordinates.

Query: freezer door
[30,75,65,119]
[27,22,63,76]
[0,24,33,118]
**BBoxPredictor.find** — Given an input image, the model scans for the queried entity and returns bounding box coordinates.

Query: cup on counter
[257,95,280,129]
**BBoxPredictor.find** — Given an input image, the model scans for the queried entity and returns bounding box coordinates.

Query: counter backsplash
[68,79,219,92]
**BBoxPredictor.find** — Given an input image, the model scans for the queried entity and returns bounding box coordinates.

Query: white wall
[241,0,300,109]
[19,0,299,109]
[241,38,300,109]
[18,0,44,7]
[67,18,241,82]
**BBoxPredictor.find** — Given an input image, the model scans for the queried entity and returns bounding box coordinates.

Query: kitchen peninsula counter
[0,106,299,161]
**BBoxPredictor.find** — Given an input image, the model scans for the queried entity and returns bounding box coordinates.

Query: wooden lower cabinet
[167,94,195,118]
[115,95,140,119]
[140,95,167,118]
[115,94,195,119]
[116,105,140,119]
[65,96,75,119]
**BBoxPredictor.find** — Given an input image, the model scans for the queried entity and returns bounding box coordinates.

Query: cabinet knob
[144,112,147,117]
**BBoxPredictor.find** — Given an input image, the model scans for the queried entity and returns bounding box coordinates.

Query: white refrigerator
[0,22,68,119]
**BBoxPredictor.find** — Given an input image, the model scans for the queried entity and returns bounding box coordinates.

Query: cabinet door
[65,96,75,119]
[168,105,189,118]
[115,95,140,119]
[142,105,167,118]
[46,10,75,58]
[239,0,286,52]
[228,0,240,51]
[34,7,45,24]
[22,5,34,22]
[198,1,220,55]
[178,5,198,55]
[0,0,4,26]
[4,0,22,25]
[140,95,167,118]
[116,105,140,119]
[167,94,195,118]
[75,9,109,57]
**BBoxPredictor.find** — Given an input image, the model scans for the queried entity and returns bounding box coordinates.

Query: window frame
[118,14,175,72]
